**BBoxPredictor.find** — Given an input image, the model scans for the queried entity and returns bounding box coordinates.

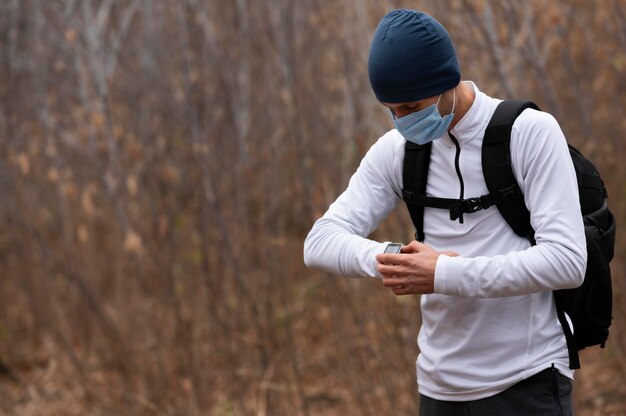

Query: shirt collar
[441,81,490,147]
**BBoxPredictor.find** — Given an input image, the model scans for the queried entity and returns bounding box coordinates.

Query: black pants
[419,367,573,416]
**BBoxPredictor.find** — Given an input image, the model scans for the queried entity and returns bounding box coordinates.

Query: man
[303,9,587,416]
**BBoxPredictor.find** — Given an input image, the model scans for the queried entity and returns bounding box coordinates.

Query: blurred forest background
[0,0,625,415]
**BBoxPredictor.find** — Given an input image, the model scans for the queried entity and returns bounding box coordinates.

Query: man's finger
[392,285,418,296]
[391,286,409,295]
[377,263,399,275]
[376,253,409,265]
[382,277,408,287]
[379,263,415,277]
[405,240,434,253]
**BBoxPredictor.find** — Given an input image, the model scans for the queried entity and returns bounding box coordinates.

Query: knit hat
[368,9,461,103]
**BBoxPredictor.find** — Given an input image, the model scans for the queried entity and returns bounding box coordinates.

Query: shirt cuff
[367,241,391,279]
[434,254,450,295]
[435,255,485,296]
[434,254,460,295]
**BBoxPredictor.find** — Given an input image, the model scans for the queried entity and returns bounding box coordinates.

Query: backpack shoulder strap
[482,100,539,242]
[402,141,432,242]
[484,100,583,369]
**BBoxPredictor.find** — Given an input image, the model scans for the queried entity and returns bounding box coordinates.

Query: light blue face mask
[392,90,456,145]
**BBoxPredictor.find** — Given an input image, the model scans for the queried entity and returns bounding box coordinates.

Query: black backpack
[401,100,616,369]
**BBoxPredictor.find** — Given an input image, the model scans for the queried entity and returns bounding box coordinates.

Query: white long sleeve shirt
[303,82,587,401]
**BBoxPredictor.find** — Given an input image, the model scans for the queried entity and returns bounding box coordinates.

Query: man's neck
[449,81,475,130]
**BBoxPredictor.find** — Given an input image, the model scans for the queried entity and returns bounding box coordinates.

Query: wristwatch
[384,242,402,254]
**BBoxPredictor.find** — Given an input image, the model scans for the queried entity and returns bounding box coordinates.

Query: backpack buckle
[465,196,492,215]
[450,196,490,221]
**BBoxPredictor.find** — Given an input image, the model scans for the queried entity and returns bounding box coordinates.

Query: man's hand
[376,241,458,296]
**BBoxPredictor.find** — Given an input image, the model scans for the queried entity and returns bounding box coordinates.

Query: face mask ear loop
[451,88,457,114]
[436,89,456,116]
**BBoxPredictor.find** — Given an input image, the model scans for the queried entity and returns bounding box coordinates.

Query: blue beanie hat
[368,9,461,103]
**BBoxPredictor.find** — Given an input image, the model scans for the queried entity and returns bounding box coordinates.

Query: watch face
[384,243,402,254]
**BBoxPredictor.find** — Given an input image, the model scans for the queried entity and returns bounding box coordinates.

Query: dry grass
[0,0,625,414]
